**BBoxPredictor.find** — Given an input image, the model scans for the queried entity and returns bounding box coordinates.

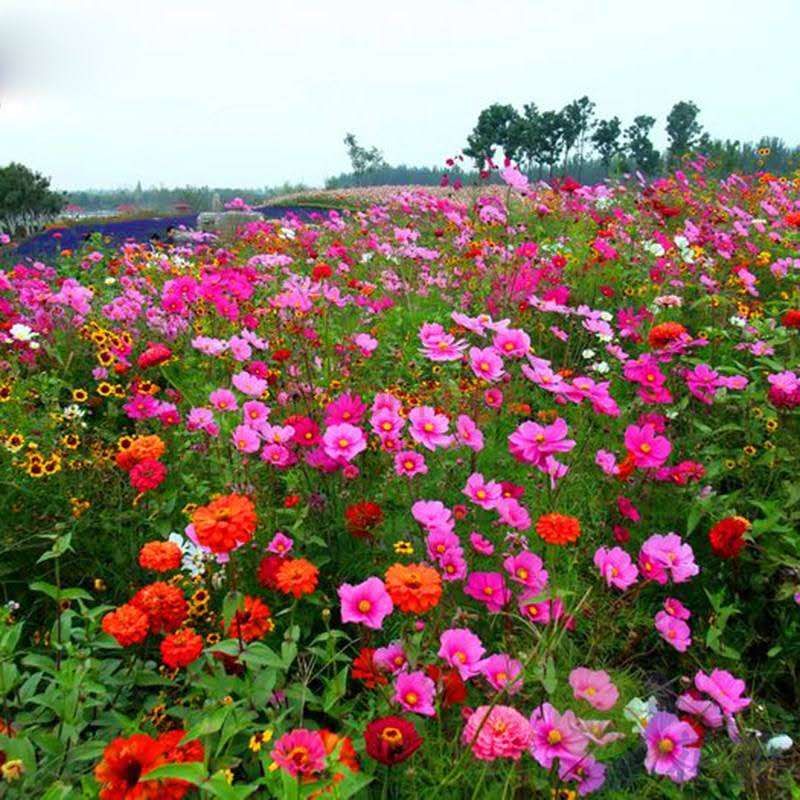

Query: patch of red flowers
[708,516,750,559]
[94,729,204,800]
[351,647,388,689]
[344,501,384,539]
[364,716,422,765]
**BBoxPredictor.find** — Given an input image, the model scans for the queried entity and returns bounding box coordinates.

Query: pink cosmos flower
[260,443,294,468]
[508,418,575,467]
[694,669,751,715]
[463,472,502,510]
[469,532,494,555]
[242,400,270,425]
[262,423,296,445]
[324,393,367,426]
[663,597,691,620]
[559,754,607,796]
[643,712,700,783]
[569,668,619,711]
[483,388,504,409]
[209,388,238,412]
[231,370,267,397]
[124,393,160,420]
[593,546,638,590]
[456,414,484,451]
[439,548,468,580]
[676,692,724,728]
[353,332,378,356]
[464,571,510,613]
[394,670,436,716]
[322,422,367,462]
[338,577,393,629]
[617,496,640,522]
[624,424,671,469]
[655,611,692,652]
[438,628,485,679]
[267,532,293,556]
[371,408,404,440]
[595,449,619,476]
[408,406,452,451]
[462,705,532,761]
[503,551,548,594]
[479,654,524,695]
[492,327,530,358]
[643,533,699,583]
[529,703,588,768]
[271,729,326,777]
[469,346,505,382]
[394,450,428,478]
[413,500,454,535]
[373,641,407,674]
[231,424,261,454]
[495,497,532,531]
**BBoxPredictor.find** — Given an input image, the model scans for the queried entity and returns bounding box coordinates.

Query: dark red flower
[344,502,384,539]
[708,516,750,559]
[364,716,422,766]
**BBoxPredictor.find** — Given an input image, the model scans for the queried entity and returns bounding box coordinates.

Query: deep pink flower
[593,546,638,590]
[322,422,367,462]
[503,551,548,593]
[469,346,505,382]
[655,611,692,652]
[569,668,619,711]
[438,628,485,679]
[338,577,393,629]
[393,670,436,717]
[408,406,452,451]
[479,653,523,694]
[464,571,510,613]
[694,669,751,715]
[624,424,671,469]
[394,450,428,478]
[644,712,700,783]
[463,472,502,510]
[529,703,588,768]
[271,729,326,777]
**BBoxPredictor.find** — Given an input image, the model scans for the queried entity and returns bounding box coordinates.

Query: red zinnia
[781,309,800,329]
[102,603,149,647]
[535,513,581,546]
[129,459,167,493]
[226,596,274,642]
[257,554,286,590]
[138,541,182,572]
[352,647,387,689]
[161,628,204,670]
[648,321,688,349]
[131,582,188,635]
[708,516,750,559]
[364,716,423,765]
[191,493,257,554]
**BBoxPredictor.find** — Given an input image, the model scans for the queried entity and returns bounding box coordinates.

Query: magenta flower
[438,628,485,679]
[559,754,607,795]
[413,500,455,535]
[479,653,523,694]
[394,450,428,478]
[462,705,532,761]
[492,327,530,358]
[456,414,484,451]
[242,399,270,425]
[569,667,619,711]
[463,472,502,510]
[643,712,700,783]
[464,571,511,613]
[503,550,548,593]
[373,641,407,674]
[324,392,367,426]
[209,388,238,412]
[508,418,575,467]
[469,531,494,555]
[408,406,453,451]
[266,532,293,556]
[231,424,260,454]
[624,424,671,469]
[469,346,505,382]
[676,692,724,729]
[529,703,588,768]
[694,669,751,715]
[495,497,532,531]
[393,670,436,716]
[338,577,393,629]
[655,611,692,652]
[271,729,326,777]
[663,597,691,620]
[439,548,468,580]
[643,533,699,583]
[322,422,367,462]
[593,546,638,590]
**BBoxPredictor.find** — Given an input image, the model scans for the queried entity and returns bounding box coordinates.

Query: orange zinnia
[192,493,257,554]
[535,513,581,546]
[128,434,166,463]
[138,540,182,572]
[275,557,319,598]
[384,562,442,614]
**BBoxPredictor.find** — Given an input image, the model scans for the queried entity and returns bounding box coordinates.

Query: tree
[343,133,387,186]
[0,162,65,236]
[666,101,703,165]
[561,96,596,175]
[463,104,522,168]
[625,116,660,175]
[535,111,566,177]
[592,116,622,170]
[510,103,540,174]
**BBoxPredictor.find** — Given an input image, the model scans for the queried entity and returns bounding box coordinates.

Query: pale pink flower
[456,414,484,451]
[394,450,428,477]
[569,668,619,711]
[503,551,548,593]
[462,705,532,761]
[322,422,367,462]
[408,406,452,451]
[231,424,260,454]
[438,628,485,679]
[694,669,751,715]
[655,611,692,652]
[479,654,523,695]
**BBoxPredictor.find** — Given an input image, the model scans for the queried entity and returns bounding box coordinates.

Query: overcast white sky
[1,0,799,190]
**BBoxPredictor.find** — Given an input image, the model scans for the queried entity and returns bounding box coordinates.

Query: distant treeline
[65,182,310,213]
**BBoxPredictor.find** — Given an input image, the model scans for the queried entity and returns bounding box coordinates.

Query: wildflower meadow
[1,161,799,798]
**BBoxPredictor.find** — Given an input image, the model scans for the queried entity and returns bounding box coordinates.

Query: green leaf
[142,761,206,784]
[183,704,232,740]
[203,772,260,799]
